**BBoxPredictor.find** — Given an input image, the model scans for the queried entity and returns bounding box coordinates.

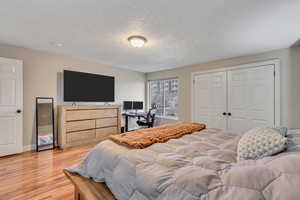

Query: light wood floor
[0,144,95,200]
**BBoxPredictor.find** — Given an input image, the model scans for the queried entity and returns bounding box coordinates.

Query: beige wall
[0,43,146,146]
[147,46,300,129]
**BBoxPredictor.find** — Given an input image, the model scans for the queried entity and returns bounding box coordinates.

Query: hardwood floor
[0,144,95,200]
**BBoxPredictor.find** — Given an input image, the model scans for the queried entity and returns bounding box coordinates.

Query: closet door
[193,71,227,129]
[227,65,275,133]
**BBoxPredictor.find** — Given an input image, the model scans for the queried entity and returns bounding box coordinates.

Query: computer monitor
[133,101,143,110]
[123,101,133,110]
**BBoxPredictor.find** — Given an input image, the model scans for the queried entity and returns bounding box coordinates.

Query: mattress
[67,128,300,200]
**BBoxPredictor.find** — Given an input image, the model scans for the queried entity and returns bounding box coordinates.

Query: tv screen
[64,70,115,102]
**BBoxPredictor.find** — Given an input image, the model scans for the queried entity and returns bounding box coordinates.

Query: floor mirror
[36,97,55,151]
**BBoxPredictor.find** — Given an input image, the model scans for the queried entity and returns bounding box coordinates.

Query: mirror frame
[35,97,55,152]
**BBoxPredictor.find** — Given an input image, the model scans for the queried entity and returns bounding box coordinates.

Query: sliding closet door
[227,65,275,133]
[193,72,227,129]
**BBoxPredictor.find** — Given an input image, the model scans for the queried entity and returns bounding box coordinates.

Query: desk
[122,112,147,132]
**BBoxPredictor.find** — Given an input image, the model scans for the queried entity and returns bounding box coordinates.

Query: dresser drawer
[67,129,95,143]
[66,110,93,121]
[66,109,118,121]
[96,118,117,128]
[92,109,118,118]
[66,120,95,132]
[96,127,118,140]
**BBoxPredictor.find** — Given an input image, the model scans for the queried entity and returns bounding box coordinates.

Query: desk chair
[136,109,156,128]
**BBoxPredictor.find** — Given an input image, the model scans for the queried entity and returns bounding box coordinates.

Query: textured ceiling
[0,0,300,72]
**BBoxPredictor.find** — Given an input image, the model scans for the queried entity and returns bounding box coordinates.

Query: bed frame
[64,170,116,200]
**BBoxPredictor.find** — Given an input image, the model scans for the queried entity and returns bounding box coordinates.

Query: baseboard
[23,145,36,152]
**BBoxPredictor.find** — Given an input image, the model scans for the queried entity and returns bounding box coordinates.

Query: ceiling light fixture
[128,35,147,48]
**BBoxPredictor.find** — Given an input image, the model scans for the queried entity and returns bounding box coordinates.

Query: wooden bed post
[64,170,116,200]
[74,188,80,200]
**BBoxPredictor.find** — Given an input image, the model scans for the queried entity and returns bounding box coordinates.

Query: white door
[0,57,23,157]
[228,65,275,133]
[193,71,227,129]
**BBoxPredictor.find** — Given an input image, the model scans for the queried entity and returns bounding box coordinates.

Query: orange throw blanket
[109,122,206,149]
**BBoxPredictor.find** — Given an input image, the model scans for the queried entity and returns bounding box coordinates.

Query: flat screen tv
[64,70,115,102]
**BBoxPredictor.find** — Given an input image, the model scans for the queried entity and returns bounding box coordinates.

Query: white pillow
[237,127,287,161]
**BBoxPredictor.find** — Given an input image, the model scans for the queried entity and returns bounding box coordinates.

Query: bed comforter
[67,128,300,200]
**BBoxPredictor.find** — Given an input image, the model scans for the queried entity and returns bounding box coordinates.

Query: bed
[65,128,300,200]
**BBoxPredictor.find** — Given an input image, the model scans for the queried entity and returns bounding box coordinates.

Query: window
[148,78,179,118]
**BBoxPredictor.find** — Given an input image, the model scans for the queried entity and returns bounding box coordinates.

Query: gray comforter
[67,128,300,200]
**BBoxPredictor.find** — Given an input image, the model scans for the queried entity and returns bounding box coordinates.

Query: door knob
[222,112,227,116]
[16,109,22,113]
[228,112,231,116]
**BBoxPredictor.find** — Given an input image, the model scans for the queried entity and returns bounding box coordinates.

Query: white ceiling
[0,0,299,72]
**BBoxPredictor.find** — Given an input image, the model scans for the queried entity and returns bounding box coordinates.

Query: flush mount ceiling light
[128,35,147,48]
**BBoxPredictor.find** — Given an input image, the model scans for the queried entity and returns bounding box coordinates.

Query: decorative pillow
[272,126,288,137]
[237,127,287,161]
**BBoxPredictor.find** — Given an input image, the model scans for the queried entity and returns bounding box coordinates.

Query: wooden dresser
[58,105,121,149]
